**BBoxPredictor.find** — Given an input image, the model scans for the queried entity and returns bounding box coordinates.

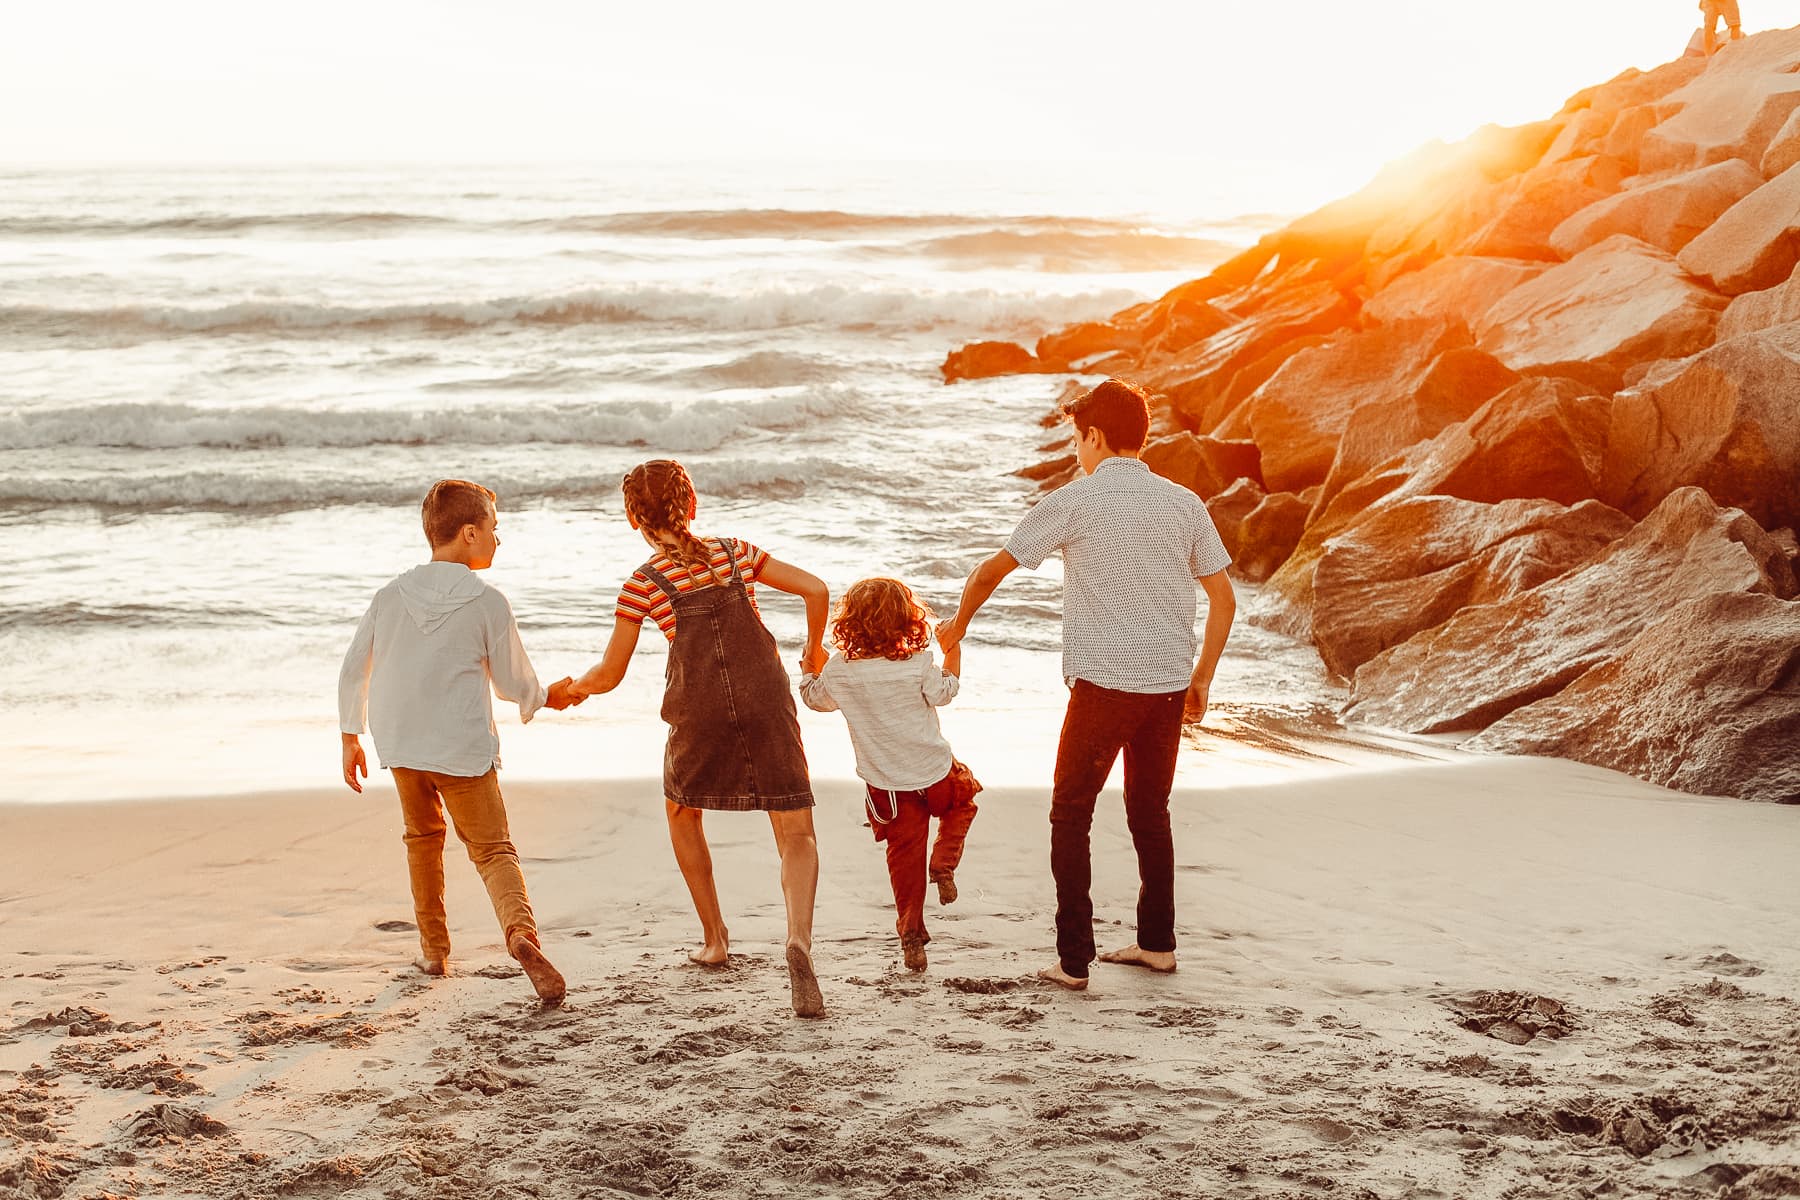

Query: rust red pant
[867,771,977,943]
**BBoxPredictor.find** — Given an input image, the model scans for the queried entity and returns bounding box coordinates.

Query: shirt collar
[1092,456,1149,476]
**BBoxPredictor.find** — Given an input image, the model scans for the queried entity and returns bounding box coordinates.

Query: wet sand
[3,758,1797,1199]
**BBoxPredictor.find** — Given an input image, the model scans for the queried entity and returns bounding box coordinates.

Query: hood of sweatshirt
[394,562,487,634]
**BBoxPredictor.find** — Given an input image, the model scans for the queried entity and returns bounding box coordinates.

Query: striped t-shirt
[615,538,771,641]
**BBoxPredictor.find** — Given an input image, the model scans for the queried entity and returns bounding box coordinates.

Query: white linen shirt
[1005,456,1232,695]
[338,562,547,777]
[799,650,959,792]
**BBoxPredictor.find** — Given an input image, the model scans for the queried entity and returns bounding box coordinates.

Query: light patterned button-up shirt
[1005,456,1232,695]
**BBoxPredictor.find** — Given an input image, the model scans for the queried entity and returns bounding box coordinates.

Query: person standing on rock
[938,378,1236,991]
[1700,0,1744,53]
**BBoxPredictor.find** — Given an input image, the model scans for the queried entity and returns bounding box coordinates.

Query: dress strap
[638,561,680,601]
[721,537,745,587]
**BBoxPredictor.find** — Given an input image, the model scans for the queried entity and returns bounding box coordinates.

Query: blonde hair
[621,459,727,586]
[832,578,934,661]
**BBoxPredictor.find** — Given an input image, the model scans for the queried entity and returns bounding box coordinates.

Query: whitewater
[1,162,1349,802]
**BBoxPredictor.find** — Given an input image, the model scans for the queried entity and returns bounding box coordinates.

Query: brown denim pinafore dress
[641,539,814,812]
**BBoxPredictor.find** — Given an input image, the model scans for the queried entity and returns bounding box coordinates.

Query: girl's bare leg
[768,808,819,953]
[666,800,729,964]
[769,808,824,1016]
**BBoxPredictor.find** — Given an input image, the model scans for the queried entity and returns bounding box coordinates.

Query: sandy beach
[4,756,1796,1199]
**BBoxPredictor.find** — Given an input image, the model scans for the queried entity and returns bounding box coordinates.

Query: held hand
[1183,679,1211,725]
[937,620,964,656]
[545,677,586,711]
[798,644,828,675]
[342,736,368,793]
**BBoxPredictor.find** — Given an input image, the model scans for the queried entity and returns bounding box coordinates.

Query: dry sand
[2,756,1797,1199]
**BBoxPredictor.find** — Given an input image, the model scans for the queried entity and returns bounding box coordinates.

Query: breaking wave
[0,456,872,513]
[4,283,1139,338]
[1,390,861,453]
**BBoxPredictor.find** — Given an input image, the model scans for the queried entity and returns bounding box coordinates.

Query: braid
[622,460,728,587]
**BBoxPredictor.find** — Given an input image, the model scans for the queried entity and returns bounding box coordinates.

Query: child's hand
[341,734,367,793]
[546,677,586,711]
[799,644,828,675]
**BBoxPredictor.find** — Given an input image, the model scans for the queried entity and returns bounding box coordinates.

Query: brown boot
[508,934,566,1007]
[901,934,928,972]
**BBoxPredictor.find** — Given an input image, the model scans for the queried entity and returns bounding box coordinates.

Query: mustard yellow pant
[390,767,538,963]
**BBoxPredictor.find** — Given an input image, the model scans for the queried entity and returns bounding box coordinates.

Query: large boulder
[1363,256,1548,328]
[1140,433,1261,499]
[1204,477,1265,562]
[1255,376,1614,641]
[1558,57,1709,123]
[1139,295,1236,361]
[1475,235,1726,389]
[1719,260,1800,338]
[1639,27,1800,175]
[1345,488,1796,733]
[1368,155,1624,268]
[1760,106,1800,178]
[1235,491,1312,583]
[1244,319,1473,494]
[1597,105,1667,174]
[1603,322,1800,533]
[1311,497,1634,678]
[1313,346,1520,514]
[1137,282,1356,432]
[1472,592,1800,803]
[1548,160,1764,257]
[1035,319,1143,370]
[1459,155,1630,259]
[941,340,1057,382]
[1678,160,1800,295]
[1206,333,1336,437]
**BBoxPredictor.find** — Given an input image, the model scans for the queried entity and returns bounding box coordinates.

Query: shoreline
[5,759,1797,1198]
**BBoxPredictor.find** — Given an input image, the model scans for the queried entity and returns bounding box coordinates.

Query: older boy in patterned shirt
[939,378,1236,990]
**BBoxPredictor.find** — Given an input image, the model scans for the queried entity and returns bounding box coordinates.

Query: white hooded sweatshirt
[338,562,547,777]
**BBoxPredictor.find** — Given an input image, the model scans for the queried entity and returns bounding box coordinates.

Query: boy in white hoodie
[338,479,579,1005]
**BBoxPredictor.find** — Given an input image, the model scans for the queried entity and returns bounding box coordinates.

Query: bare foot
[508,935,567,1007]
[786,944,825,1018]
[687,931,730,967]
[1098,944,1177,974]
[413,957,446,977]
[1036,964,1089,991]
[901,934,927,972]
[932,873,958,905]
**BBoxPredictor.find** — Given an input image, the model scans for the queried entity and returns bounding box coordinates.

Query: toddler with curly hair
[801,577,980,971]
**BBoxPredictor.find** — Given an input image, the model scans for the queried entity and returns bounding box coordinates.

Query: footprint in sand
[1696,951,1764,977]
[372,920,417,933]
[1292,1115,1358,1145]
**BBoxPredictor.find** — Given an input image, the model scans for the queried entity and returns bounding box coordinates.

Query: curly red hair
[831,577,934,662]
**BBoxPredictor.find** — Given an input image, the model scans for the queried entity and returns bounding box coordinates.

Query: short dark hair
[1064,378,1151,452]
[421,479,496,548]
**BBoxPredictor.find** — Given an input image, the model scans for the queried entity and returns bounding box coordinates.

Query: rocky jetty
[946,28,1800,803]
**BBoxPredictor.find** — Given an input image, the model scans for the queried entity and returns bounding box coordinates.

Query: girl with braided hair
[568,459,832,1017]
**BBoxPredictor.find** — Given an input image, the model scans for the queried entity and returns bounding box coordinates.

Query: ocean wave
[0,600,289,631]
[421,350,846,394]
[0,211,465,238]
[0,390,857,453]
[910,229,1239,273]
[0,456,868,514]
[0,207,1180,242]
[1,283,1139,339]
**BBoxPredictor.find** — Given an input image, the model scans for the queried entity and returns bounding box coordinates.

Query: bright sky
[0,1,1747,182]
